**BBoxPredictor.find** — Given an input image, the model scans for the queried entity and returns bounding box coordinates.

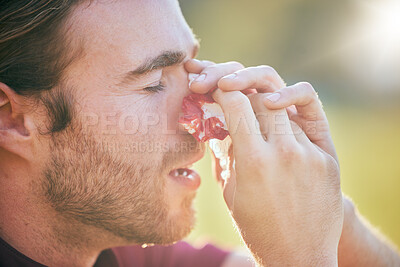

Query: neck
[0,170,113,267]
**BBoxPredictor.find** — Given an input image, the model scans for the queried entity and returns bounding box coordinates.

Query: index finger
[184,59,215,73]
[218,65,286,93]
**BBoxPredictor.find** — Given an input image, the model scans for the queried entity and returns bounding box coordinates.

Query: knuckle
[282,85,297,97]
[256,65,280,88]
[324,155,340,180]
[204,61,244,77]
[276,143,303,162]
[298,81,316,95]
[308,149,326,167]
[202,60,215,66]
[226,61,245,70]
[203,64,218,73]
[224,91,249,111]
[244,148,267,166]
[257,65,277,75]
[309,151,340,181]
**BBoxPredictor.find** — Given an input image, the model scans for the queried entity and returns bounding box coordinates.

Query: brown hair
[0,0,85,133]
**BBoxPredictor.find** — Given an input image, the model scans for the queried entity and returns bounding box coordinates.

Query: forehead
[68,0,195,68]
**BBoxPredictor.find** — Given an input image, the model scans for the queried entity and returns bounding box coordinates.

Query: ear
[0,82,34,159]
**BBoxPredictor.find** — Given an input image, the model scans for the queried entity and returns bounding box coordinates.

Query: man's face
[40,0,204,245]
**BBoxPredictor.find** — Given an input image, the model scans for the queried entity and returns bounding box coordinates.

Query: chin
[119,195,197,246]
[156,196,197,245]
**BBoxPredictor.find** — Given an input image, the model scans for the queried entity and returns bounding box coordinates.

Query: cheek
[165,94,182,132]
[79,84,187,146]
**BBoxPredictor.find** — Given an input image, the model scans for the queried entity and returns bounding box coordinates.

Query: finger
[263,82,337,160]
[263,82,327,139]
[286,105,297,116]
[263,82,323,119]
[242,88,257,95]
[218,65,286,93]
[184,58,215,74]
[248,93,295,144]
[223,165,236,212]
[212,89,264,154]
[289,120,312,145]
[189,61,245,94]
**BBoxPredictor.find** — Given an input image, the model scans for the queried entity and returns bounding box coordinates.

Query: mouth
[167,153,204,191]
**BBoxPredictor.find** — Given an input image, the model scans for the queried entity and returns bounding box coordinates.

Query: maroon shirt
[0,237,230,267]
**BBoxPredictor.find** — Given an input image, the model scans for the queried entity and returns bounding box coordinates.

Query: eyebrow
[132,50,186,75]
[119,51,185,86]
[119,41,200,85]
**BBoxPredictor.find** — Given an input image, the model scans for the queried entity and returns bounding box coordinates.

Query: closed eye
[143,82,165,93]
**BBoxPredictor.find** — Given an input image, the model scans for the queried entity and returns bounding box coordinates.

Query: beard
[42,119,200,245]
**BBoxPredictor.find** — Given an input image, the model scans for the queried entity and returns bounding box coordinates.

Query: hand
[185,60,344,266]
[185,60,285,186]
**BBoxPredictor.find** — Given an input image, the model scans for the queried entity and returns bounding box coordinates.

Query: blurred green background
[179,0,400,251]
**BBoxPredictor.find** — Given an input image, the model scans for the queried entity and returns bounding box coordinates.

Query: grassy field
[186,106,400,252]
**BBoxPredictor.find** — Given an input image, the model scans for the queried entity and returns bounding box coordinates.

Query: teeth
[171,168,193,178]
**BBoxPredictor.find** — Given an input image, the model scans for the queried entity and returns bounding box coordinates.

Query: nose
[177,64,194,98]
[163,66,193,134]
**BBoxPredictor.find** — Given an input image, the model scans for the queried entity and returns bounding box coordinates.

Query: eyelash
[144,82,165,93]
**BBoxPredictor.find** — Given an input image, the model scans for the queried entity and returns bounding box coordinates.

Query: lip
[167,149,205,190]
[173,147,205,169]
[168,168,201,190]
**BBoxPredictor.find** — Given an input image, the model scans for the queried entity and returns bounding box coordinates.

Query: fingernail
[195,73,206,82]
[188,73,199,87]
[223,73,237,79]
[265,93,280,102]
[188,73,199,80]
